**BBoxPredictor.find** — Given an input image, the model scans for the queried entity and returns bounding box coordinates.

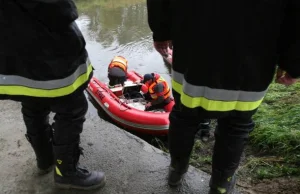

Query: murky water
[75,0,171,83]
[75,0,171,141]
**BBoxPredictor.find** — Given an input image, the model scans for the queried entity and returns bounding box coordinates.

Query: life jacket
[108,56,128,72]
[148,74,171,100]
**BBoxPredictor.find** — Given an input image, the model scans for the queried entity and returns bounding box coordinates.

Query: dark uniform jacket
[147,0,300,118]
[0,0,93,101]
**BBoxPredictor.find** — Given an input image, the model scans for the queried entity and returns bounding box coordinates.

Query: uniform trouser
[21,91,88,146]
[169,90,254,178]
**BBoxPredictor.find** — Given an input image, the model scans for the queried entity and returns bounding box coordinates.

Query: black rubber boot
[168,157,190,186]
[209,117,254,194]
[53,143,106,190]
[196,119,211,142]
[209,170,236,194]
[25,126,54,174]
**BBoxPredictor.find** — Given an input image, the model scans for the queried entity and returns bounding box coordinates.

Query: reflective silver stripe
[172,70,184,84]
[87,88,169,131]
[0,58,91,90]
[112,58,126,65]
[172,70,266,102]
[182,79,266,102]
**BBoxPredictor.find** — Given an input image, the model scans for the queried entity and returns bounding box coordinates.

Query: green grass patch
[248,82,300,179]
[190,139,213,170]
[239,155,300,179]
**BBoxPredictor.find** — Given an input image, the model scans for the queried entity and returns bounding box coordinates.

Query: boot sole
[168,180,182,187]
[37,165,54,175]
[168,171,184,187]
[55,176,106,190]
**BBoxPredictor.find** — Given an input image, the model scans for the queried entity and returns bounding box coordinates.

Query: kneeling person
[108,56,128,88]
[142,73,174,112]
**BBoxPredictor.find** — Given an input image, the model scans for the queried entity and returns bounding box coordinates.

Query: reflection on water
[76,0,171,143]
[75,0,171,83]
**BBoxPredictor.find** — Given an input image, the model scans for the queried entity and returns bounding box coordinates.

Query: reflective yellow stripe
[171,70,265,111]
[172,79,182,94]
[180,92,264,111]
[0,64,93,97]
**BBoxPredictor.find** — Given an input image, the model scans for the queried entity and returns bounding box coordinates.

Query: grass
[190,140,212,165]
[246,82,300,179]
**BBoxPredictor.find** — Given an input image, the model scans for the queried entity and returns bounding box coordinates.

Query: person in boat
[107,56,128,88]
[141,73,174,112]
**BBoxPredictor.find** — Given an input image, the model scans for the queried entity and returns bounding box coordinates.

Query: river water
[75,0,171,81]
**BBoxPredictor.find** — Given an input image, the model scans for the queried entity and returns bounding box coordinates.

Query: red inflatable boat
[86,71,172,135]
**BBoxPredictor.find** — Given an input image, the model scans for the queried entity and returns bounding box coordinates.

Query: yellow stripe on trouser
[172,79,264,111]
[0,65,93,97]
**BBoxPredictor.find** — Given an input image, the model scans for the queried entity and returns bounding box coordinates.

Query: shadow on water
[86,93,169,151]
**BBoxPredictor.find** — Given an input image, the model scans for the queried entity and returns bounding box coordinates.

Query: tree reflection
[75,0,152,49]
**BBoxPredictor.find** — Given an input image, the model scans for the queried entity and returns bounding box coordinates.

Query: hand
[275,68,298,86]
[145,102,152,108]
[168,41,173,50]
[154,41,172,57]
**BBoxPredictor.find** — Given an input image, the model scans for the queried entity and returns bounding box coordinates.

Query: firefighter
[0,0,105,190]
[146,0,300,193]
[107,56,128,88]
[141,73,174,112]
